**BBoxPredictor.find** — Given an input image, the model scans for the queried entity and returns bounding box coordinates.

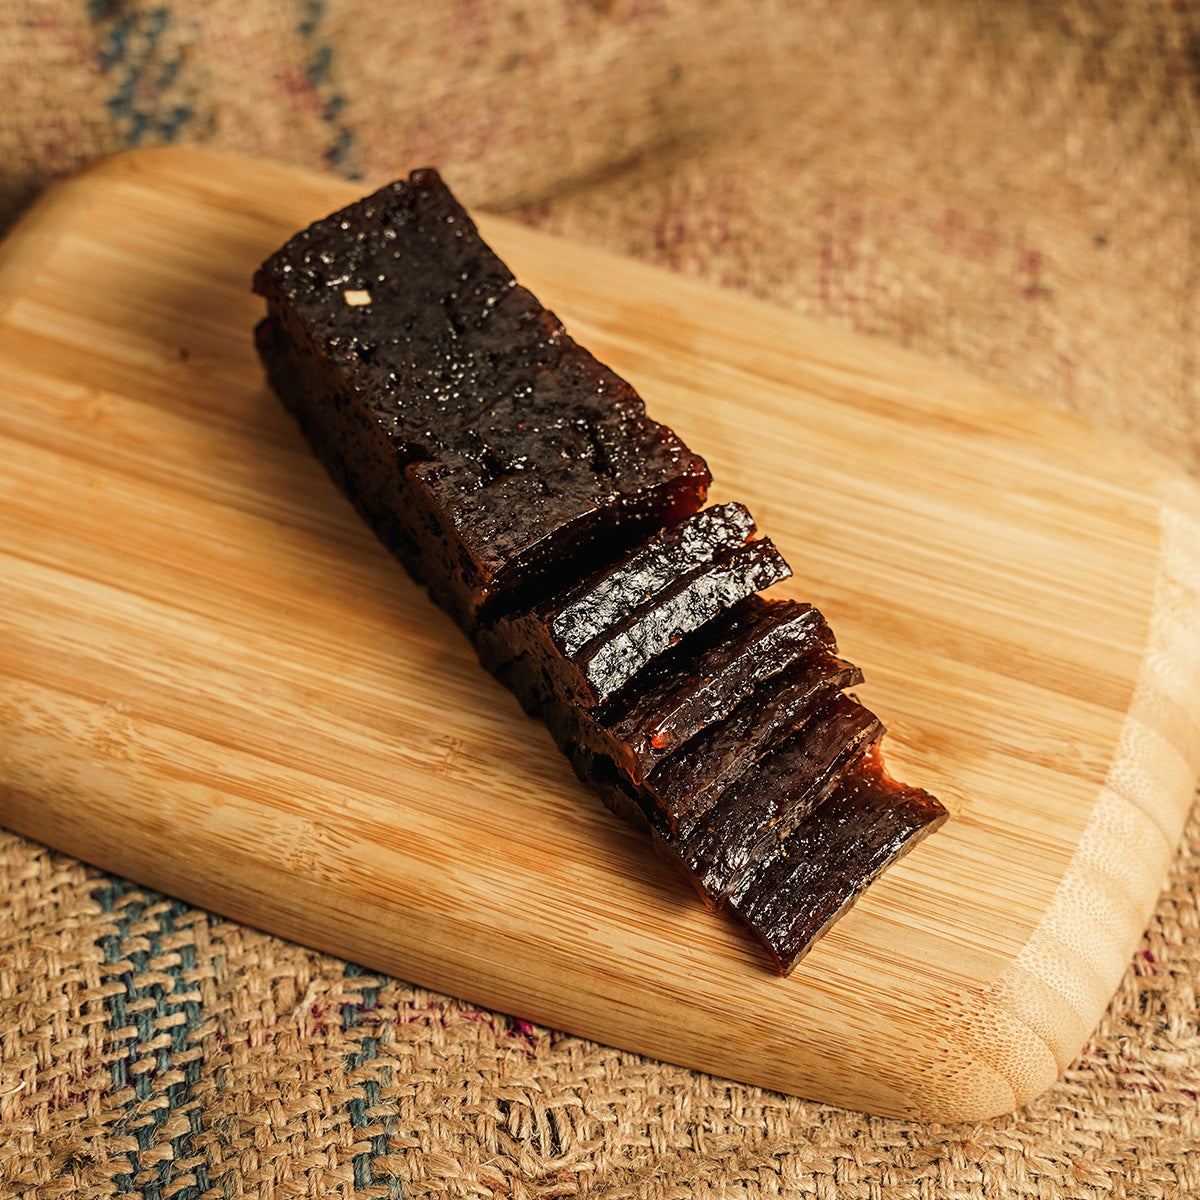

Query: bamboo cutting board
[2,148,1198,1122]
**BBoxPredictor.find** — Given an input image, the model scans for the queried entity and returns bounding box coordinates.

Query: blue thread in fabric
[296,0,323,40]
[89,4,195,146]
[342,962,402,1197]
[94,879,211,1200]
[295,2,359,174]
[305,42,333,87]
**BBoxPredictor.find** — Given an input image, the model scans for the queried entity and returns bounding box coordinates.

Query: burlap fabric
[2,2,1198,1196]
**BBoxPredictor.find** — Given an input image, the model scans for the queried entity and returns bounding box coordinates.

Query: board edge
[919,474,1200,1120]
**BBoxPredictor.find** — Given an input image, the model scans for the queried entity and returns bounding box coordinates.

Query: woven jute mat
[2,3,1198,1196]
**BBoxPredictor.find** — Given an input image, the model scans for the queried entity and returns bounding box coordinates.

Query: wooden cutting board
[2,148,1198,1122]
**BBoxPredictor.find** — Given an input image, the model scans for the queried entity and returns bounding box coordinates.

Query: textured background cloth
[2,2,1198,1197]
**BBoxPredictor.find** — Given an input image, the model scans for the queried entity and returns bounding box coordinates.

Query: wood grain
[1,147,1198,1120]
